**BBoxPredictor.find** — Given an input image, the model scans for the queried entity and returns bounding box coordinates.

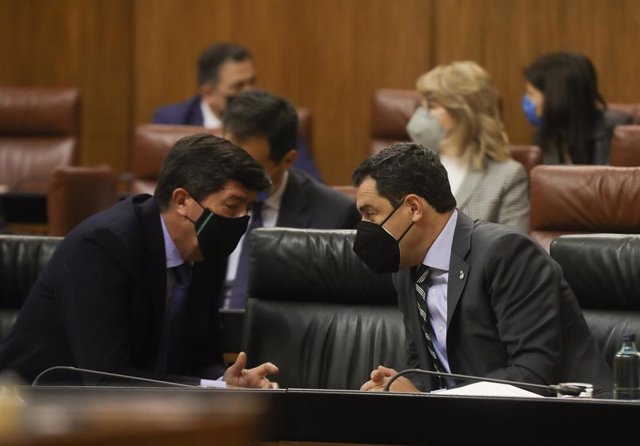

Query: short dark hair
[154,134,271,210]
[198,42,253,86]
[222,89,298,163]
[352,143,456,213]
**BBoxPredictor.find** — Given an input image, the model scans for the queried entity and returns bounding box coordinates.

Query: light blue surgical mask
[406,107,445,152]
[522,94,542,127]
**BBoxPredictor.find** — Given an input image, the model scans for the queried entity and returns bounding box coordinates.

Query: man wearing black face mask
[0,134,280,389]
[353,143,612,397]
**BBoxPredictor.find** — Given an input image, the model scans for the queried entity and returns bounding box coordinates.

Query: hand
[223,351,279,389]
[360,365,419,393]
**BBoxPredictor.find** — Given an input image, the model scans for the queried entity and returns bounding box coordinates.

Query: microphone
[31,366,198,388]
[383,368,587,397]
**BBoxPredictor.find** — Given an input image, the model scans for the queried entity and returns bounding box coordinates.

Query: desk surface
[16,386,640,446]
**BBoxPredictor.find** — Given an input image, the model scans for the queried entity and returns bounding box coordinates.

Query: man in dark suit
[152,42,322,180]
[353,143,612,396]
[0,134,279,388]
[221,89,360,309]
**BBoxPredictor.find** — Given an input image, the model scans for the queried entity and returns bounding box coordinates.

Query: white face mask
[406,107,445,152]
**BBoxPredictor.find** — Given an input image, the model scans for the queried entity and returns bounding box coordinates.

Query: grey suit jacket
[455,158,529,233]
[393,212,612,395]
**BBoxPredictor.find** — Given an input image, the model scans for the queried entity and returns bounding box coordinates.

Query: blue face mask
[522,94,542,127]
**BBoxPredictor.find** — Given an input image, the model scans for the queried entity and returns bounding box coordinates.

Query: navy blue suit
[276,169,359,229]
[0,195,226,385]
[153,95,323,181]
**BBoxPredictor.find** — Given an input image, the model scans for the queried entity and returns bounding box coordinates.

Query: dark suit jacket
[276,168,360,229]
[394,212,612,395]
[152,95,323,181]
[0,195,226,385]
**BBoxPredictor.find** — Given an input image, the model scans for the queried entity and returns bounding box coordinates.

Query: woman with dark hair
[522,52,632,164]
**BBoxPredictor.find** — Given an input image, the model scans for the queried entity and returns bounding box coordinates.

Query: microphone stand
[383,368,585,396]
[32,366,196,388]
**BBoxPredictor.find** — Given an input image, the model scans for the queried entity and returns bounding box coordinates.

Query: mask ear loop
[184,195,210,231]
[379,198,405,226]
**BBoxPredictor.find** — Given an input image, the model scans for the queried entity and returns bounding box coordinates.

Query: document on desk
[431,381,544,398]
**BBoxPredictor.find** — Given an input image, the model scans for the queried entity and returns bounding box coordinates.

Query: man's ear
[404,194,424,222]
[171,188,191,217]
[279,149,298,169]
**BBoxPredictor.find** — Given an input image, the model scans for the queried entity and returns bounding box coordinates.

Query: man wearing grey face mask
[405,61,529,234]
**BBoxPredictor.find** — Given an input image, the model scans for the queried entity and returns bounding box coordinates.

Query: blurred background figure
[406,61,529,233]
[153,42,322,181]
[220,89,360,309]
[522,51,633,165]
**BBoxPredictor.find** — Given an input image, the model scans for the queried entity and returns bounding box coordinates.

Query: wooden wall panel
[135,0,433,185]
[433,0,640,148]
[2,0,639,184]
[0,0,133,172]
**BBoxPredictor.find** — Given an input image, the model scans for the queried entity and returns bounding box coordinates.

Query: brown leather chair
[369,88,421,155]
[130,124,220,195]
[508,144,543,176]
[0,86,80,193]
[529,165,640,251]
[608,103,640,125]
[610,125,640,167]
[47,165,118,236]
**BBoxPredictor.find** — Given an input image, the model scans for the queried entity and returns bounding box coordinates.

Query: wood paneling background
[1,0,639,184]
[0,0,133,171]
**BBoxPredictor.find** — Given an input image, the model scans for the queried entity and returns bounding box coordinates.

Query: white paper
[430,381,544,398]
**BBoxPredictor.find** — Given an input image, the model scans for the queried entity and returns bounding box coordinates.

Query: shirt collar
[263,170,289,211]
[422,209,458,272]
[200,98,222,129]
[160,215,185,268]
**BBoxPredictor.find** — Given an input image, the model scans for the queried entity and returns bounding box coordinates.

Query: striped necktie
[415,264,446,389]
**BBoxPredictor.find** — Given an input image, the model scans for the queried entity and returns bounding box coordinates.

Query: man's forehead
[356,178,389,209]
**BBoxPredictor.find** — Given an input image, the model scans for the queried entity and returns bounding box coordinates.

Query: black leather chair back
[550,234,640,369]
[242,228,407,390]
[0,235,62,340]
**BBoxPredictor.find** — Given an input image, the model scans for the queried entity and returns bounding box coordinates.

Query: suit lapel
[136,196,167,349]
[447,213,473,324]
[277,169,312,228]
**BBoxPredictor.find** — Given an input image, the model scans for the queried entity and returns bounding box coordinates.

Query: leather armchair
[47,165,118,236]
[242,228,407,390]
[0,235,62,340]
[550,234,640,369]
[131,124,219,195]
[608,103,640,125]
[369,88,421,155]
[508,145,543,176]
[610,125,640,167]
[529,165,640,251]
[0,87,80,193]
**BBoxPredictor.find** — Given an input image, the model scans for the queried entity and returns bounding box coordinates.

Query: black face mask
[353,200,414,273]
[188,200,249,262]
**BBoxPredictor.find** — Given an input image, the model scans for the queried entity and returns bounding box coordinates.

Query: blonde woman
[406,61,529,233]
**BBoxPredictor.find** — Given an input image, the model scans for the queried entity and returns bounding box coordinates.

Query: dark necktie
[415,264,446,389]
[227,201,264,309]
[163,262,192,373]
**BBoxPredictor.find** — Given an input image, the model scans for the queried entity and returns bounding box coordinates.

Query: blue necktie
[163,262,192,373]
[227,201,264,309]
[415,265,446,389]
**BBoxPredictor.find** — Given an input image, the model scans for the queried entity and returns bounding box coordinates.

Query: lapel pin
[459,271,464,280]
